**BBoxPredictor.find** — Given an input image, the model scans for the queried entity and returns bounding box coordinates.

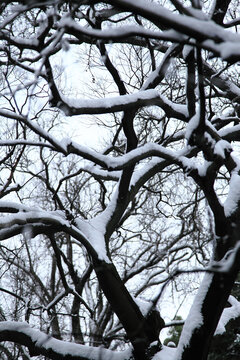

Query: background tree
[163,316,183,348]
[1,1,240,360]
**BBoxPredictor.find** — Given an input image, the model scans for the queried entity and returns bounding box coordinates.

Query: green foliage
[163,316,183,347]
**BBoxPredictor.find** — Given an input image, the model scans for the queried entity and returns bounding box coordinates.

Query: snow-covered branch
[67,141,190,170]
[0,210,103,260]
[0,321,132,360]
[61,17,185,43]
[215,296,240,335]
[0,110,67,154]
[51,89,188,120]
[103,0,240,62]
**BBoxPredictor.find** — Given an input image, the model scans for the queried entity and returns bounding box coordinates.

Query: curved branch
[0,211,100,260]
[0,321,131,360]
[66,141,190,171]
[0,110,67,155]
[47,86,188,119]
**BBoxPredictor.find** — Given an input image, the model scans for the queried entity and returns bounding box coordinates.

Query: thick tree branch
[0,321,131,360]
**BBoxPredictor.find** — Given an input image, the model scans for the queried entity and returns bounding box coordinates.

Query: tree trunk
[92,258,163,359]
[179,222,240,360]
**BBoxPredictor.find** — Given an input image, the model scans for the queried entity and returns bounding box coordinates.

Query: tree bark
[180,222,240,360]
[92,258,163,359]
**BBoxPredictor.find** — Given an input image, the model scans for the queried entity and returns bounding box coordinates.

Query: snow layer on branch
[134,297,153,316]
[219,42,240,61]
[0,201,37,213]
[130,158,165,187]
[215,296,240,335]
[210,242,240,273]
[213,140,232,159]
[224,171,240,217]
[153,345,176,360]
[175,273,213,359]
[0,210,67,228]
[75,217,110,262]
[60,89,188,119]
[61,89,159,112]
[108,0,240,63]
[84,164,120,180]
[185,112,200,141]
[178,155,212,177]
[219,124,240,138]
[60,15,184,43]
[68,141,188,170]
[75,188,122,262]
[0,321,132,360]
[114,0,240,41]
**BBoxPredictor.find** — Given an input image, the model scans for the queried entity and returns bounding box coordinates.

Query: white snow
[0,320,180,360]
[84,164,120,180]
[0,201,36,213]
[213,140,232,158]
[175,273,213,359]
[68,141,188,171]
[202,39,240,62]
[59,89,188,119]
[141,44,178,91]
[219,42,240,61]
[197,160,212,177]
[60,89,159,111]
[0,209,108,260]
[185,112,200,141]
[178,156,197,174]
[224,171,240,217]
[186,7,208,20]
[215,296,240,335]
[59,16,184,43]
[134,297,153,316]
[0,210,68,228]
[130,158,165,187]
[0,321,133,360]
[178,155,212,178]
[153,345,176,360]
[106,0,240,44]
[0,139,54,149]
[44,290,66,311]
[75,214,112,263]
[219,124,240,138]
[210,242,240,273]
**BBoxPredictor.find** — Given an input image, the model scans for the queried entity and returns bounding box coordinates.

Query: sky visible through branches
[1,1,240,360]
